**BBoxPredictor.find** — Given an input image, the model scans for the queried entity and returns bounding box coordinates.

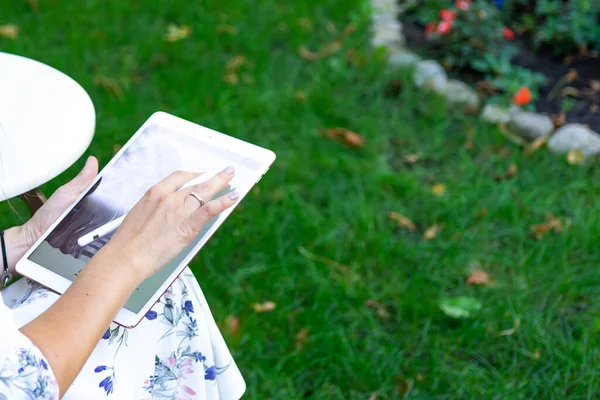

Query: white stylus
[76,169,222,247]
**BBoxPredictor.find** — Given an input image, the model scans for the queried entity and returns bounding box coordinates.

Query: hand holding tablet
[17,112,275,327]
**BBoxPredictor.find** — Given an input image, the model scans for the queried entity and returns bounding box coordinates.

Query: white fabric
[0,269,245,399]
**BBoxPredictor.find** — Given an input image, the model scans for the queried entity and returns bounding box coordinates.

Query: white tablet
[16,111,275,327]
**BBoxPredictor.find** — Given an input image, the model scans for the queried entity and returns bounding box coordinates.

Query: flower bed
[401,0,600,132]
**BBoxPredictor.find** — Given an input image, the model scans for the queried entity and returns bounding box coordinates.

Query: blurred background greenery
[2,1,600,398]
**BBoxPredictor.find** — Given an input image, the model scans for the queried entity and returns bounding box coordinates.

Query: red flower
[439,9,457,21]
[455,0,471,11]
[436,20,453,35]
[425,22,436,39]
[503,27,515,40]
[513,87,532,106]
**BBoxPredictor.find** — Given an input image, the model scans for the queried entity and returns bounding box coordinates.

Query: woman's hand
[101,166,239,281]
[4,156,98,275]
[21,156,99,247]
[20,166,239,395]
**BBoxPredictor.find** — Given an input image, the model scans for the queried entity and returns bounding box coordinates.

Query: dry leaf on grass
[216,24,237,35]
[367,393,379,400]
[567,149,585,165]
[402,153,421,164]
[225,315,240,335]
[92,76,123,98]
[253,301,276,313]
[388,211,416,231]
[322,128,365,148]
[298,23,356,61]
[431,183,446,196]
[466,269,489,285]
[164,24,192,42]
[531,213,563,240]
[525,136,549,155]
[113,144,122,154]
[295,328,308,350]
[26,0,39,12]
[505,163,518,179]
[365,300,391,319]
[0,24,19,39]
[499,317,521,336]
[423,224,443,241]
[294,90,308,103]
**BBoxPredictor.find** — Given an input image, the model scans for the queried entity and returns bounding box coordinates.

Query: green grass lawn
[2,0,600,398]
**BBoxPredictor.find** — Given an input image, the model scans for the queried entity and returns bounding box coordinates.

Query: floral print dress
[0,269,245,399]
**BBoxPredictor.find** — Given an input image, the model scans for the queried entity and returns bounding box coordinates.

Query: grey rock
[414,60,447,92]
[548,123,600,156]
[507,112,554,140]
[445,80,479,110]
[371,21,405,48]
[388,51,421,68]
[481,104,510,124]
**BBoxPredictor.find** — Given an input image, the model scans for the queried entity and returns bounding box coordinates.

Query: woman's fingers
[147,170,199,200]
[57,156,99,200]
[187,191,240,233]
[179,167,235,213]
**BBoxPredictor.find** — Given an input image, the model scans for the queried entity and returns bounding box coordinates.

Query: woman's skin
[3,156,239,396]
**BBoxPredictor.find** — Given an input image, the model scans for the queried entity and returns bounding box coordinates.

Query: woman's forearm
[3,226,30,275]
[19,245,143,396]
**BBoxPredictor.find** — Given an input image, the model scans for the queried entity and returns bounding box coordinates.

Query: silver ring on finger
[189,191,205,208]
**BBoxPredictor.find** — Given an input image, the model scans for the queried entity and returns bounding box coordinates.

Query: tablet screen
[27,121,262,313]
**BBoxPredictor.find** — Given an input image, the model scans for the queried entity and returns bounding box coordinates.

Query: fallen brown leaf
[225,315,240,335]
[566,149,585,165]
[551,112,567,129]
[388,211,416,231]
[365,300,391,319]
[367,393,379,400]
[253,301,276,313]
[396,376,409,396]
[164,24,192,42]
[505,163,518,179]
[298,22,356,61]
[322,128,365,148]
[113,144,122,154]
[431,183,446,196]
[475,207,488,220]
[466,269,489,285]
[423,224,443,241]
[223,73,238,85]
[525,136,549,155]
[295,328,309,350]
[297,18,313,31]
[416,374,423,382]
[27,0,39,12]
[499,316,521,336]
[92,76,123,98]
[531,213,563,240]
[561,87,580,97]
[226,55,245,73]
[294,90,308,103]
[566,68,578,82]
[0,24,19,39]
[402,153,421,165]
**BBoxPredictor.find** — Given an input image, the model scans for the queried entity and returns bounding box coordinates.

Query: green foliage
[409,0,546,103]
[511,0,600,55]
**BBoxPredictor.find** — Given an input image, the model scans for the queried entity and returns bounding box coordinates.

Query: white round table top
[0,52,95,201]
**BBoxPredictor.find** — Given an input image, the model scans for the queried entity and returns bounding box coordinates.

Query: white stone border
[369,0,600,158]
